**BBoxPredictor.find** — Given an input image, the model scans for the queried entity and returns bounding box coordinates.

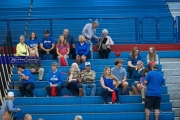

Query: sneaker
[108,102,112,104]
[142,99,145,104]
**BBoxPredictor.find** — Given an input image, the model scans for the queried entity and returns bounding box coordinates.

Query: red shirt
[56,43,70,55]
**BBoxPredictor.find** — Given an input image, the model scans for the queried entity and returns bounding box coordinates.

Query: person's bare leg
[154,109,160,120]
[122,82,128,94]
[145,108,150,120]
[137,84,142,93]
[76,56,80,66]
[132,86,140,95]
[81,56,86,63]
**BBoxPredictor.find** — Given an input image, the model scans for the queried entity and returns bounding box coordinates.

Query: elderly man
[63,29,76,59]
[25,50,44,81]
[82,21,99,59]
[80,62,96,96]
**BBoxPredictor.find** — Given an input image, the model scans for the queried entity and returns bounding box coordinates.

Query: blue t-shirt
[145,70,165,97]
[102,76,114,89]
[48,70,63,85]
[27,39,39,48]
[75,42,89,56]
[21,69,34,84]
[127,54,143,66]
[132,69,143,82]
[40,36,55,49]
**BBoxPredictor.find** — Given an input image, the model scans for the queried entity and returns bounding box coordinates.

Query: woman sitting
[76,35,89,65]
[98,29,114,59]
[16,35,29,56]
[56,35,70,66]
[27,32,39,56]
[100,67,119,104]
[0,92,21,119]
[147,46,159,70]
[140,68,149,103]
[66,63,81,96]
[131,60,144,95]
[127,47,142,78]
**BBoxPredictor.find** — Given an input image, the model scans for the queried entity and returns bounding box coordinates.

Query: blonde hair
[102,67,115,79]
[130,47,140,59]
[57,35,68,46]
[78,35,86,42]
[148,46,157,61]
[71,63,80,72]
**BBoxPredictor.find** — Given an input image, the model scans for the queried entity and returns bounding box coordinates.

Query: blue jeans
[101,88,119,103]
[66,81,80,96]
[82,83,96,96]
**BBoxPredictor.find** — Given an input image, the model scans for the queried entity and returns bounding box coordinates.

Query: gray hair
[75,115,83,120]
[92,21,99,26]
[24,114,32,119]
[20,35,25,39]
[102,29,108,34]
[38,118,43,120]
[137,60,144,69]
[64,29,69,33]
[51,62,58,67]
[71,63,80,72]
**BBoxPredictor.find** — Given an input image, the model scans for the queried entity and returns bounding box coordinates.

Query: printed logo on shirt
[60,46,66,50]
[44,40,51,44]
[53,75,56,78]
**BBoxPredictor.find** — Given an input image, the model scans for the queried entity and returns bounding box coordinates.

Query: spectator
[38,30,57,60]
[76,35,89,66]
[27,32,39,56]
[0,92,21,119]
[63,29,76,59]
[131,60,144,95]
[140,68,149,103]
[82,20,99,59]
[38,118,43,120]
[127,47,142,78]
[56,35,70,66]
[111,58,128,95]
[80,62,96,96]
[16,35,29,56]
[25,50,44,81]
[144,64,165,120]
[66,63,81,96]
[74,115,83,120]
[46,62,63,97]
[24,114,32,120]
[98,29,114,59]
[17,64,35,97]
[79,62,94,72]
[100,67,119,104]
[147,46,159,70]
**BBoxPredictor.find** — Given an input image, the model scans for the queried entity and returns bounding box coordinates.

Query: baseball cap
[85,62,91,66]
[8,92,14,97]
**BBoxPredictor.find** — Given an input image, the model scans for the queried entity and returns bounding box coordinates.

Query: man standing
[25,50,44,81]
[144,64,165,120]
[63,29,76,59]
[81,62,96,96]
[82,21,99,59]
[38,30,57,60]
[111,58,129,95]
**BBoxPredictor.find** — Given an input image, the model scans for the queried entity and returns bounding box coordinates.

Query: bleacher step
[171,100,180,108]
[173,108,180,117]
[161,62,180,69]
[165,76,180,84]
[169,91,180,100]
[166,84,180,91]
[163,69,180,76]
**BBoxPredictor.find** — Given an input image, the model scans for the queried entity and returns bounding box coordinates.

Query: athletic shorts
[145,96,161,110]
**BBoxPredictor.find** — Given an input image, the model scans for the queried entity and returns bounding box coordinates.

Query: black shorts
[118,82,124,88]
[145,96,161,110]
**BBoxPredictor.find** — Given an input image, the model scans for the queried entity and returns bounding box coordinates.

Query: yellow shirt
[16,43,29,56]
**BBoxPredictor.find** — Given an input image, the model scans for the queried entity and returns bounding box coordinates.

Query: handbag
[60,56,68,66]
[51,86,57,96]
[101,44,107,50]
[115,51,120,57]
[2,101,12,120]
[111,91,117,103]
[79,88,84,97]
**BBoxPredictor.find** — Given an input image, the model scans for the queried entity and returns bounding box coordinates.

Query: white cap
[8,92,14,97]
[85,62,91,66]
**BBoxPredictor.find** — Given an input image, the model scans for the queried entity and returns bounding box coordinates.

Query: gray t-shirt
[111,67,127,80]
